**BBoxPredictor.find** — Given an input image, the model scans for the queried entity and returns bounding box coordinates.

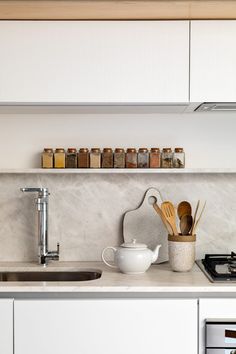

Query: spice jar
[161,148,173,168]
[78,148,89,168]
[138,148,149,168]
[90,148,101,168]
[54,148,66,168]
[114,148,125,168]
[126,148,137,168]
[66,148,77,168]
[42,148,54,169]
[173,148,185,168]
[102,148,113,168]
[150,148,161,168]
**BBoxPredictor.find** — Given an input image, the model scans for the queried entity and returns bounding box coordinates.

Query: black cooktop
[197,253,236,282]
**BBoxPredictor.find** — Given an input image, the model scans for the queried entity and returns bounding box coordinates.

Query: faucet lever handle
[21,187,49,197]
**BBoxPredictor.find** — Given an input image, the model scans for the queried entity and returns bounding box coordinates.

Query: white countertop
[0,261,234,294]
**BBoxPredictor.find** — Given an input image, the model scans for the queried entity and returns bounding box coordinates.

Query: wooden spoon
[177,201,192,219]
[180,214,193,235]
[161,201,178,236]
[153,203,174,235]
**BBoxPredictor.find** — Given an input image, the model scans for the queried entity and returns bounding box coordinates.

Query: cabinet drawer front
[14,299,197,354]
[207,324,236,348]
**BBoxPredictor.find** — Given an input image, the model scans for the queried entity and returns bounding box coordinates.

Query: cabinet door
[15,299,197,354]
[191,21,236,102]
[0,21,189,103]
[199,299,236,354]
[0,299,13,354]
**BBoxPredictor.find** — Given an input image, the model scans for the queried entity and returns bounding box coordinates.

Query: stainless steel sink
[0,270,102,282]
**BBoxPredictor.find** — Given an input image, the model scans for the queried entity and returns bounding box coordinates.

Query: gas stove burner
[196,253,236,282]
[228,251,236,261]
[228,264,236,273]
[227,252,236,273]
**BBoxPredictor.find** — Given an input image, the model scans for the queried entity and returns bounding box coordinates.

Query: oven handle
[226,329,236,339]
[206,350,236,354]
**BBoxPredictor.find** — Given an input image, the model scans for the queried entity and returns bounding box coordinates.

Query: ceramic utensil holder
[168,234,196,272]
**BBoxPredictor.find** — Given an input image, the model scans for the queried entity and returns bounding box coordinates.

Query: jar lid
[103,148,113,153]
[138,148,148,152]
[174,147,184,153]
[127,148,137,153]
[79,148,89,153]
[162,148,172,153]
[115,148,125,153]
[151,148,160,152]
[121,238,147,249]
[67,148,77,153]
[55,148,65,153]
[91,148,101,153]
[44,148,53,153]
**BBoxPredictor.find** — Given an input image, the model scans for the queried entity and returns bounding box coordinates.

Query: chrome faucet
[21,187,59,266]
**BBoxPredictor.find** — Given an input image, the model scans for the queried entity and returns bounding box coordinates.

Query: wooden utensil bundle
[153,199,206,237]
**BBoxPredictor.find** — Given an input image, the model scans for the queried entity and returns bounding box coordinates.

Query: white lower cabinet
[199,299,236,354]
[0,299,13,354]
[14,298,197,354]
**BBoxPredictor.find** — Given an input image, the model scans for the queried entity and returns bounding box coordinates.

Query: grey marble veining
[0,173,235,262]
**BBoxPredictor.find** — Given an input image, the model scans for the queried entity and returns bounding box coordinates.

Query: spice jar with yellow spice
[102,148,113,168]
[66,148,77,168]
[126,148,137,168]
[114,148,125,168]
[54,148,66,168]
[90,148,101,168]
[42,148,54,169]
[78,148,89,168]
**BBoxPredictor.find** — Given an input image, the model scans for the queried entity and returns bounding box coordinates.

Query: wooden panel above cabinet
[1,1,236,20]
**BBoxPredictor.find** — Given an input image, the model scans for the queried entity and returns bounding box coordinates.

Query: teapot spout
[152,244,162,263]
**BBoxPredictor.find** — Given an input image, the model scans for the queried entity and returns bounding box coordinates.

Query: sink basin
[0,270,102,282]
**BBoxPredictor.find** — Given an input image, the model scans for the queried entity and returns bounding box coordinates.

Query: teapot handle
[102,247,118,269]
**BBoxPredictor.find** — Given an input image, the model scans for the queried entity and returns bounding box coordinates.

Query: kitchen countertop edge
[0,261,234,295]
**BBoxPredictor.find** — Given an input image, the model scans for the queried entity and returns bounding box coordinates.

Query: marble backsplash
[0,173,236,262]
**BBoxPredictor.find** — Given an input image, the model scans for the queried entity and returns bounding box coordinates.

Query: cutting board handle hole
[148,196,157,205]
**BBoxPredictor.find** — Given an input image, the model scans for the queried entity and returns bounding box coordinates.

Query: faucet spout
[21,187,59,266]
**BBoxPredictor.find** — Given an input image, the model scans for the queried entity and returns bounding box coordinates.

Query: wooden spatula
[161,201,179,236]
[153,202,174,235]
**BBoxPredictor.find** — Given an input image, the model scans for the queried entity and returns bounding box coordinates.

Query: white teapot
[102,239,161,274]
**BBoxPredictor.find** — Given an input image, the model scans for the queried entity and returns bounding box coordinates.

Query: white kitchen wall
[0,112,236,262]
[0,111,235,168]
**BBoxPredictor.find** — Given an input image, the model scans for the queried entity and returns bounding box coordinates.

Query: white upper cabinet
[0,299,13,354]
[191,21,236,102]
[0,21,189,103]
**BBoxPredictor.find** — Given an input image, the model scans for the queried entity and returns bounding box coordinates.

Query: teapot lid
[121,239,147,249]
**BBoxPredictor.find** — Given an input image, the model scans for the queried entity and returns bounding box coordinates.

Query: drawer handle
[226,329,236,339]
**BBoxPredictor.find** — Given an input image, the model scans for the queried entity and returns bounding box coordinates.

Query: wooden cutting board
[123,188,168,264]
